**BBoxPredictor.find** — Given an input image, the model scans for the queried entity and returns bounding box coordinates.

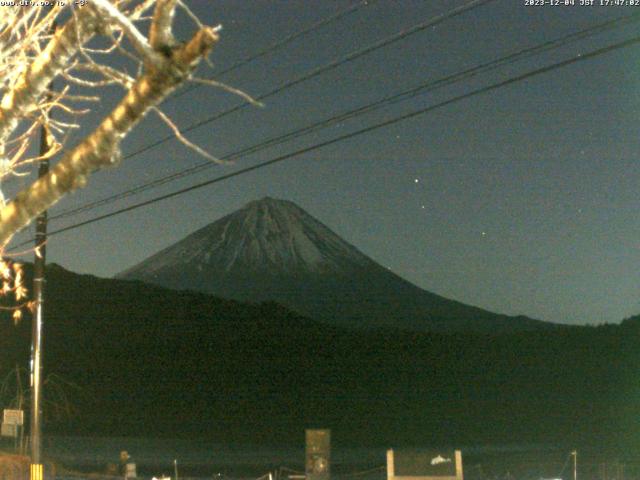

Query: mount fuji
[117,197,550,333]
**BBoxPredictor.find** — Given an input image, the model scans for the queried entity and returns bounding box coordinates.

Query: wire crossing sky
[17,30,640,245]
[48,10,640,222]
[11,1,640,326]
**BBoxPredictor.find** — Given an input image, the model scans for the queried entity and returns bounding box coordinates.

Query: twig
[190,77,264,107]
[152,107,224,163]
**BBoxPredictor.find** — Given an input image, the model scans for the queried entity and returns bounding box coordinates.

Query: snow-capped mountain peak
[120,197,373,278]
[118,197,551,333]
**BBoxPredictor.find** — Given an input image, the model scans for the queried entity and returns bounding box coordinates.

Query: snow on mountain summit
[120,197,374,278]
[118,197,552,333]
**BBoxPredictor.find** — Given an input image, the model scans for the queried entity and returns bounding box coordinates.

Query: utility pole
[30,85,52,480]
[30,13,57,477]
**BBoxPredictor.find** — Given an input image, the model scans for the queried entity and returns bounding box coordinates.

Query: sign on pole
[387,450,463,480]
[3,409,24,426]
[1,423,18,438]
[306,429,331,480]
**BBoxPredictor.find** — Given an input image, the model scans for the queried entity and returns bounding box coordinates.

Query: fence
[0,452,634,480]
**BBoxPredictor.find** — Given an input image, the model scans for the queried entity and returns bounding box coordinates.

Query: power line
[51,11,640,221]
[15,33,640,246]
[117,0,497,162]
[170,0,377,102]
[52,0,496,219]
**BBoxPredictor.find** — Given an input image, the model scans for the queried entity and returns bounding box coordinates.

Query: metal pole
[30,83,52,480]
[572,450,577,480]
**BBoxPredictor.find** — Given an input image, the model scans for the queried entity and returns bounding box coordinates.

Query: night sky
[8,1,640,326]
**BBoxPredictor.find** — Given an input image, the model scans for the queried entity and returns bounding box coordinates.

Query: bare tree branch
[91,0,164,67]
[150,0,178,51]
[0,7,99,150]
[0,25,220,247]
[152,107,222,164]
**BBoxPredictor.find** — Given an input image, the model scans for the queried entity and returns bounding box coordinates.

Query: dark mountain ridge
[118,197,552,333]
[2,263,638,452]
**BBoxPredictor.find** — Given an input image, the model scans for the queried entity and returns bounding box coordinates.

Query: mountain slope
[118,197,551,333]
[2,263,637,450]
